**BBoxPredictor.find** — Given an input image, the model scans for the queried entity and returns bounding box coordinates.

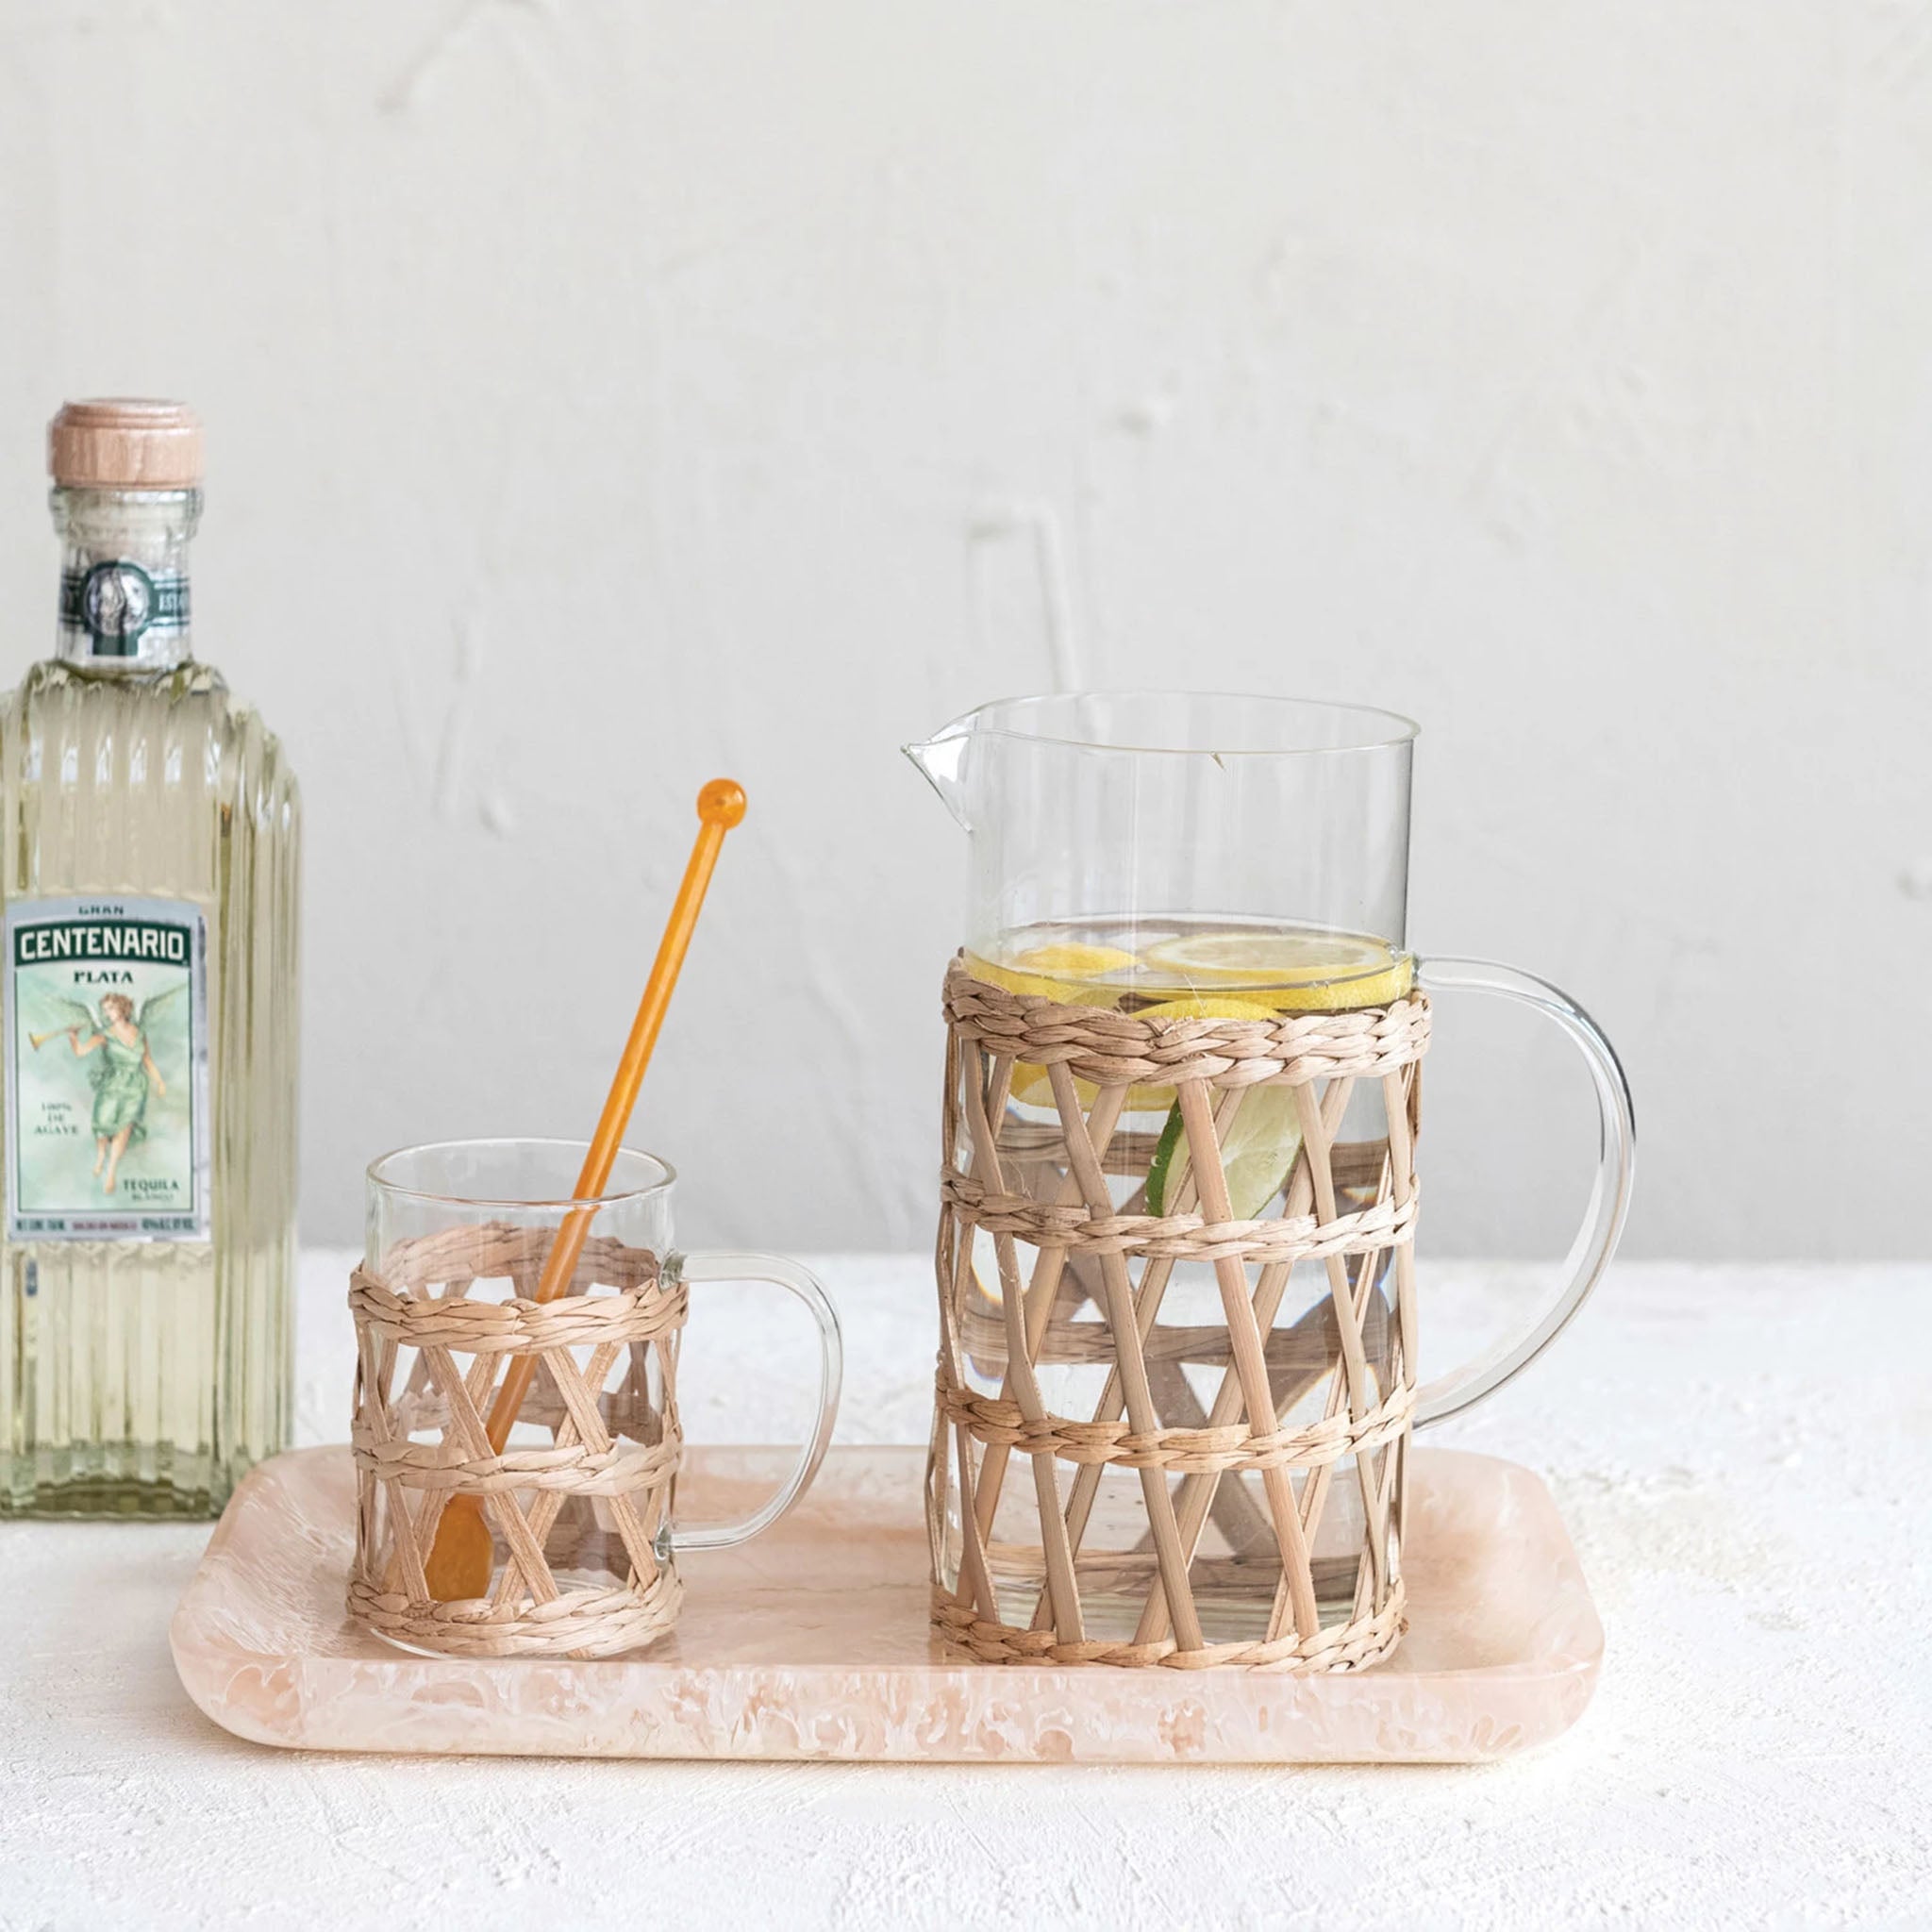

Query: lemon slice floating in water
[1131,993,1284,1023]
[973,942,1140,1004]
[1143,929,1412,1009]
[977,937,1408,1115]
[974,944,1142,1107]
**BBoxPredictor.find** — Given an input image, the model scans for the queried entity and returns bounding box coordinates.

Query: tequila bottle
[0,400,299,1517]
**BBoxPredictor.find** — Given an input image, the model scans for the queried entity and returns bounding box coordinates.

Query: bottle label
[3,896,211,1241]
[58,562,191,659]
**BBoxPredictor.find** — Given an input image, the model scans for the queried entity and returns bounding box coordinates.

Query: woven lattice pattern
[347,1223,687,1659]
[930,958,1429,1672]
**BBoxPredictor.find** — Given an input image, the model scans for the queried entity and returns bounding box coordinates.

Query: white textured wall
[0,3,1924,1259]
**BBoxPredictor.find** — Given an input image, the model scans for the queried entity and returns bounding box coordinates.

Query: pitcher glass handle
[1409,958,1636,1427]
[666,1251,843,1552]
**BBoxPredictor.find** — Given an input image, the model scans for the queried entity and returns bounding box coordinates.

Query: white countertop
[3,1254,1928,1929]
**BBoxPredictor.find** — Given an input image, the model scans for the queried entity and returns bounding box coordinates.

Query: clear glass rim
[931,690,1420,758]
[49,485,203,515]
[366,1136,676,1210]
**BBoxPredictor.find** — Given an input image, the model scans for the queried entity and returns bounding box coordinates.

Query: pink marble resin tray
[171,1444,1600,1763]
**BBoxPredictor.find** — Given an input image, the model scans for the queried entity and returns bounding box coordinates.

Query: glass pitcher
[906,691,1634,1668]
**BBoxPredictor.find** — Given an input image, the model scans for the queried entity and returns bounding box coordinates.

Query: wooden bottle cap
[47,399,203,490]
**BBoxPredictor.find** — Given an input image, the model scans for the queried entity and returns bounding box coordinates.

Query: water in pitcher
[967,914,1412,1008]
[943,916,1415,1641]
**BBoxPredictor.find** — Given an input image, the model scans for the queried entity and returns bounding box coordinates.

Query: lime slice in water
[1146,1083,1303,1220]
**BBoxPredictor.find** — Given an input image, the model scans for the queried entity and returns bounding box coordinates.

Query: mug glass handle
[1409,958,1636,1428]
[666,1251,843,1553]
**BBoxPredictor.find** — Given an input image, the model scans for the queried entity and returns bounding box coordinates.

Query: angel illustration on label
[28,985,187,1195]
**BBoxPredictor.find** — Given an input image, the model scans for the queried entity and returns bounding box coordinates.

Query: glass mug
[349,1138,841,1658]
[907,692,1634,1663]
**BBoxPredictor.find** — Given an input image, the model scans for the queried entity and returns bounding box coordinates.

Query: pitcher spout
[902,727,974,831]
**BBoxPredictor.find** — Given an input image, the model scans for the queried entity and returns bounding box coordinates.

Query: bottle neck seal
[51,486,200,672]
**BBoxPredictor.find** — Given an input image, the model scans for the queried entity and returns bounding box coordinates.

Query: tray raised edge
[170,1443,1601,1765]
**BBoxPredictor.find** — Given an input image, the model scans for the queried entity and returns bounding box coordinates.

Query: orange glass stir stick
[423,778,747,1602]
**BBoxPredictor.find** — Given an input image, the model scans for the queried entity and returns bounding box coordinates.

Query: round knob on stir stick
[698,778,746,827]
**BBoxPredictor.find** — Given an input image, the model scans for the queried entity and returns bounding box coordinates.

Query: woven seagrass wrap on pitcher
[930,958,1429,1672]
[347,1224,687,1658]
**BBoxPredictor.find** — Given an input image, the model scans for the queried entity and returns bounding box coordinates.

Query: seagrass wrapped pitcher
[907,694,1634,1671]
